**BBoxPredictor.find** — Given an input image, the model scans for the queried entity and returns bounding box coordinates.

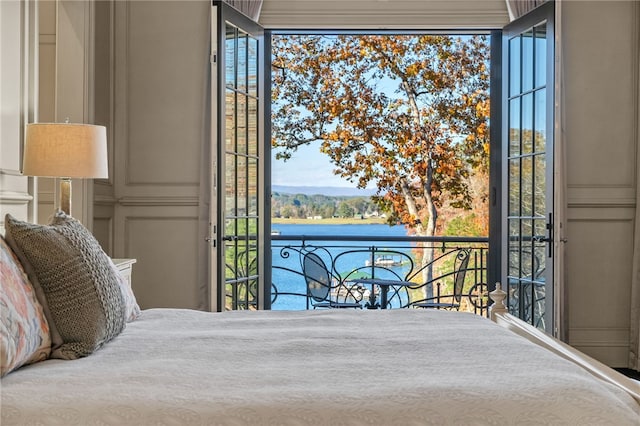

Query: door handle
[204,236,216,247]
[535,213,553,258]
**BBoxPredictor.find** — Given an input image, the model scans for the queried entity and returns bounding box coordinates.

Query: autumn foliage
[271,35,490,239]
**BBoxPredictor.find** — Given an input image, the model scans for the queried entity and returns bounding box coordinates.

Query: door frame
[262,18,563,320]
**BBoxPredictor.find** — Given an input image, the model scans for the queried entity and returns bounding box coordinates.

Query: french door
[502,2,555,333]
[210,1,265,311]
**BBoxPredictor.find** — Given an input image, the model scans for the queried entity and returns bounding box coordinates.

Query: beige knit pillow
[4,212,126,360]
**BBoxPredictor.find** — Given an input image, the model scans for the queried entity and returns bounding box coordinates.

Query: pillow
[108,258,141,322]
[0,235,51,376]
[4,212,126,360]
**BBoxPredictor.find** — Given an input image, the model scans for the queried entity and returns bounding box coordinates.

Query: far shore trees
[271,35,490,294]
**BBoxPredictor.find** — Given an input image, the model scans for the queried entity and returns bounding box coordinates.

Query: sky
[271,143,357,188]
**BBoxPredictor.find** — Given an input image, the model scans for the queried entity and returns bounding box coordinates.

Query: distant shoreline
[272,185,376,197]
[271,217,388,225]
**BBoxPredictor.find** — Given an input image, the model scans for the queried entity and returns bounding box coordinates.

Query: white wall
[562,0,640,366]
[35,0,57,224]
[0,0,37,231]
[109,0,210,309]
[92,0,116,253]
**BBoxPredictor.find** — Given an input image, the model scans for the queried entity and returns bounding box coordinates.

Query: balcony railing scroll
[271,234,489,316]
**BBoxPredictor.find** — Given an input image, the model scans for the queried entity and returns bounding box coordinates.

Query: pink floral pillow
[0,235,51,377]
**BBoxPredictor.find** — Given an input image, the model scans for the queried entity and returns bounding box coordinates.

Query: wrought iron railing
[271,234,489,316]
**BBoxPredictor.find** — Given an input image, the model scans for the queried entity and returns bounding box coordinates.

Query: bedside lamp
[23,122,108,215]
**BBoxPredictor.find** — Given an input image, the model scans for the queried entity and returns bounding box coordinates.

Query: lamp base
[60,178,71,215]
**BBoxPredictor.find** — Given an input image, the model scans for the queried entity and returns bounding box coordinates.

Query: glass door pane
[212,2,264,311]
[223,24,259,311]
[503,3,554,333]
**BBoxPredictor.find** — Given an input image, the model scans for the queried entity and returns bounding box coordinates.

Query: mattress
[1,308,639,425]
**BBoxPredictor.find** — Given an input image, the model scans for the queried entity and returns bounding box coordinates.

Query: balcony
[269,234,489,316]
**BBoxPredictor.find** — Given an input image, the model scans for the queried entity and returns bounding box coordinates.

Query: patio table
[350,278,414,309]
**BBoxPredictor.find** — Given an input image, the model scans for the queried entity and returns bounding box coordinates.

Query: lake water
[271,223,408,238]
[270,223,412,310]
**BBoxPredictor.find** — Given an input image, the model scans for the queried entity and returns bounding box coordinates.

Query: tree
[336,202,355,218]
[272,35,490,292]
[348,197,369,217]
[322,205,335,219]
[280,205,296,219]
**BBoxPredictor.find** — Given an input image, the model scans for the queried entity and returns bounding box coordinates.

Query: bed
[2,308,639,425]
[1,213,640,425]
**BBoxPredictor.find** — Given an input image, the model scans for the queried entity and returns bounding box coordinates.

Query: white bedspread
[1,308,639,425]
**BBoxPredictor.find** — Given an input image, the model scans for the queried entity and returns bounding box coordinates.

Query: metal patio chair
[302,251,362,309]
[411,248,471,310]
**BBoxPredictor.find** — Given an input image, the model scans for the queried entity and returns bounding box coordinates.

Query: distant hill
[272,185,376,197]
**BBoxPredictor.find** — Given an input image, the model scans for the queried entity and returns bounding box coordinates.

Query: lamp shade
[23,123,108,179]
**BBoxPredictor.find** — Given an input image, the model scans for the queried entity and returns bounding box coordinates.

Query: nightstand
[112,258,136,288]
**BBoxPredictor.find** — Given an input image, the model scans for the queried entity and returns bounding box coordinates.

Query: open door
[502,2,555,333]
[210,1,265,311]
